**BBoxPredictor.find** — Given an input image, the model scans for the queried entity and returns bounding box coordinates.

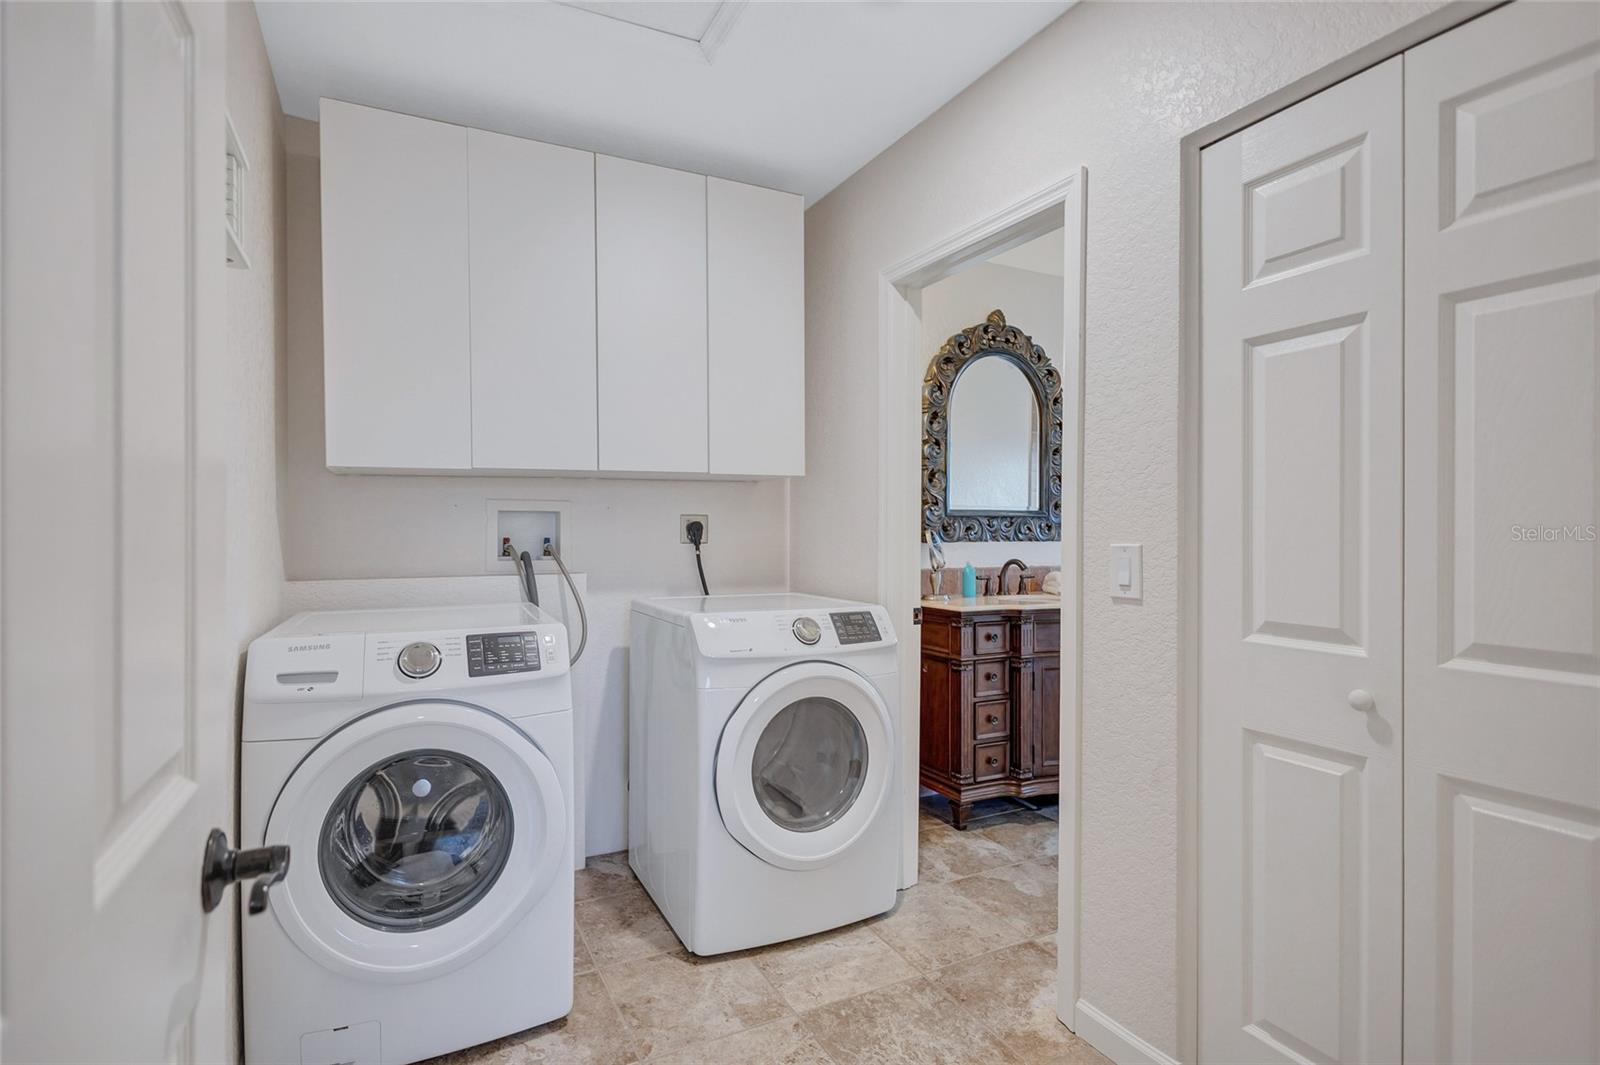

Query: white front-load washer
[629,593,899,956]
[242,604,575,1065]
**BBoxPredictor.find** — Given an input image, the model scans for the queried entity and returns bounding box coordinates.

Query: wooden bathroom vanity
[919,596,1060,828]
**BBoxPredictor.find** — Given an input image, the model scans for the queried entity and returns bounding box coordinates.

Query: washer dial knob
[397,641,442,679]
[792,617,822,645]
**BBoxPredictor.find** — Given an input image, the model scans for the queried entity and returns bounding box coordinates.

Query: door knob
[1347,689,1376,713]
[200,828,290,915]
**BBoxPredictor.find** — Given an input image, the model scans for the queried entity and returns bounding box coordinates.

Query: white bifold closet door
[1402,3,1600,1063]
[1199,57,1404,1065]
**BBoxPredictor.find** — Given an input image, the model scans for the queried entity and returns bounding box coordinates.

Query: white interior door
[1199,57,1403,1064]
[1402,4,1600,1062]
[1,2,232,1059]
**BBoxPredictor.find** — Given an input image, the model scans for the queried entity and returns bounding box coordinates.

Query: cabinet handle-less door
[596,156,707,473]
[707,177,804,476]
[320,100,471,471]
[468,129,596,472]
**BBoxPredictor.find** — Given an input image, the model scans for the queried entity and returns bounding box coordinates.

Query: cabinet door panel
[596,156,707,473]
[320,99,470,470]
[468,129,596,471]
[1035,658,1060,779]
[707,177,804,475]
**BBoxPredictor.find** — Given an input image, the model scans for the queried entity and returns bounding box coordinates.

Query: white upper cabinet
[596,156,709,474]
[319,100,803,478]
[321,100,472,471]
[468,129,597,472]
[708,178,805,476]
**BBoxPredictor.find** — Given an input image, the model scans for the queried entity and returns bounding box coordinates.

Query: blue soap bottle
[961,562,978,598]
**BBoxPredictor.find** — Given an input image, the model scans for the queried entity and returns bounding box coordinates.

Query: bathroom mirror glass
[946,357,1040,512]
[923,310,1062,542]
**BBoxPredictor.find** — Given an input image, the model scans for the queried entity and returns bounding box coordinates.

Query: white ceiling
[255,1,1073,202]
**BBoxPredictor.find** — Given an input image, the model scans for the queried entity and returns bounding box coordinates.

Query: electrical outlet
[680,514,709,544]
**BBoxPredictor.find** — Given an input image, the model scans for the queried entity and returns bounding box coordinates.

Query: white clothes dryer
[629,593,899,956]
[242,604,575,1065]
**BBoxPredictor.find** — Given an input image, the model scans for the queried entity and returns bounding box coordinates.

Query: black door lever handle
[200,828,291,915]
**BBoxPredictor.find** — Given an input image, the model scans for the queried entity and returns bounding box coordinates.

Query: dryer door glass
[750,697,868,832]
[319,748,515,931]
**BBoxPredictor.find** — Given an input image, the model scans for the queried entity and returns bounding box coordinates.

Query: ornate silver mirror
[923,310,1061,541]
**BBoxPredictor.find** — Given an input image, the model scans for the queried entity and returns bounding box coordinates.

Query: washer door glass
[750,697,867,832]
[319,748,514,931]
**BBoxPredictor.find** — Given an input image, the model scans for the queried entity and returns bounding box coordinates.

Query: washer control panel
[829,610,882,645]
[465,631,543,677]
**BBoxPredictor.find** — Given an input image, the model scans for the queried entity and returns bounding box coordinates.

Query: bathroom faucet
[997,558,1029,596]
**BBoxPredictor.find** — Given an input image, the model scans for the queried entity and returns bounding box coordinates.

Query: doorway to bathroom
[875,169,1086,1017]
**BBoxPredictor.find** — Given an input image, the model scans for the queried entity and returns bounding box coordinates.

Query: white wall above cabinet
[319,99,804,479]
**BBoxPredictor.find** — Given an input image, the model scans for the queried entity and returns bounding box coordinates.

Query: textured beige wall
[793,3,1446,1056]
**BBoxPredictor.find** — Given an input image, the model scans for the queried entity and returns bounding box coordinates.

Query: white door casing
[1403,4,1600,1062]
[1199,57,1403,1064]
[1,1,231,1060]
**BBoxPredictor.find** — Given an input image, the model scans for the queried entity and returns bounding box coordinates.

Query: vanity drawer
[972,621,1010,655]
[973,740,1009,782]
[972,700,1009,740]
[973,660,1009,698]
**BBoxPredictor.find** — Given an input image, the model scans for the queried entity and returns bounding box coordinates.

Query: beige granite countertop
[920,594,1060,613]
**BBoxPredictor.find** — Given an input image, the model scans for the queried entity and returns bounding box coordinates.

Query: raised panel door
[1199,57,1403,1064]
[1403,6,1600,1061]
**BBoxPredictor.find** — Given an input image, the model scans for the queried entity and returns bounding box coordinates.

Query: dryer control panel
[689,606,896,658]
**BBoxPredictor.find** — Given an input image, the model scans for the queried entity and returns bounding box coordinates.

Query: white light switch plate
[1110,543,1142,601]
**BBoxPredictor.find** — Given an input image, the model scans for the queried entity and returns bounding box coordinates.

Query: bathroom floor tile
[751,924,920,1012]
[915,820,1021,882]
[948,857,1059,937]
[932,939,1111,1065]
[645,1016,835,1065]
[798,977,1020,1065]
[575,850,638,902]
[867,881,1028,973]
[600,950,791,1056]
[575,883,682,966]
[973,811,1059,861]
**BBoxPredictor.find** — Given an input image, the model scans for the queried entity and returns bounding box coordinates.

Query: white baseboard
[1073,1000,1181,1065]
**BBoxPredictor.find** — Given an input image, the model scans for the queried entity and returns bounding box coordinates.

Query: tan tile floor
[431,794,1109,1065]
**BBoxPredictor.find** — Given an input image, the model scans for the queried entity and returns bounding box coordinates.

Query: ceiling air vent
[225,112,250,269]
